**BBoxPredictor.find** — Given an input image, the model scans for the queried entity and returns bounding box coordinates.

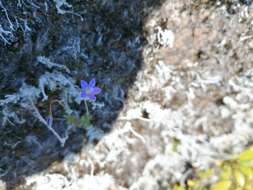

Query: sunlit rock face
[1,0,253,189]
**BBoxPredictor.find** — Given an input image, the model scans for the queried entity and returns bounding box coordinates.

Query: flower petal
[81,91,88,98]
[80,80,89,89]
[92,87,102,94]
[87,94,96,101]
[89,78,96,87]
[47,116,53,126]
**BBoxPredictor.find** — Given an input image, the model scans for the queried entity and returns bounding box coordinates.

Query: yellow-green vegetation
[173,146,253,190]
[66,114,92,128]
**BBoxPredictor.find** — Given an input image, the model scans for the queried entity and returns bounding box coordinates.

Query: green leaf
[239,165,253,180]
[238,160,253,167]
[244,181,253,190]
[187,179,198,188]
[235,170,245,187]
[210,180,231,190]
[172,138,181,151]
[198,168,214,179]
[237,148,253,161]
[220,165,232,180]
[66,115,80,126]
[80,114,92,128]
[172,185,185,190]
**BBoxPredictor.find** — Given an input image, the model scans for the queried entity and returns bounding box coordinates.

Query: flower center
[85,88,91,94]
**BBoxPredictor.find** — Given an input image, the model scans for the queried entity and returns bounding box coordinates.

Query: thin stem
[49,99,64,117]
[28,99,68,147]
[84,100,90,117]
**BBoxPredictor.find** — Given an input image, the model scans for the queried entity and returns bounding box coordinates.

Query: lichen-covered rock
[1,0,253,189]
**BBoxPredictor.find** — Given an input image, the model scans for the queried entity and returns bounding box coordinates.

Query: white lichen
[37,56,70,73]
[0,70,81,145]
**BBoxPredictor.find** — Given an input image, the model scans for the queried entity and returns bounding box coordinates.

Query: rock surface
[0,0,253,189]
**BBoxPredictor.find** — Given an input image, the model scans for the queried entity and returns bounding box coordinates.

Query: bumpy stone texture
[1,0,253,189]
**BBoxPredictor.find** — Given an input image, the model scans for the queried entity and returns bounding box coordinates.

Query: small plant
[66,78,101,128]
[36,78,101,146]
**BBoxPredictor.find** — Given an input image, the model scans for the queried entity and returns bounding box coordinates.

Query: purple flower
[46,116,53,126]
[80,78,101,101]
